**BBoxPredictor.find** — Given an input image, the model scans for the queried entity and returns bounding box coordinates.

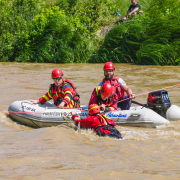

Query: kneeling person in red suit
[89,82,118,113]
[72,104,122,139]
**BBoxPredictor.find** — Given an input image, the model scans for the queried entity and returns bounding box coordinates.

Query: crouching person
[72,104,122,139]
[89,82,118,113]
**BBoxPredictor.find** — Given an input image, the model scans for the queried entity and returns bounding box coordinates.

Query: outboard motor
[147,90,171,118]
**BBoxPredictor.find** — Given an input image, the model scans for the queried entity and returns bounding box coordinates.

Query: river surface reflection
[0,62,180,179]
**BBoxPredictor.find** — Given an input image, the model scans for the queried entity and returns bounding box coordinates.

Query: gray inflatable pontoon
[8,100,172,128]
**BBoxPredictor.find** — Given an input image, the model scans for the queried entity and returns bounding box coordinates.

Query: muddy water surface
[0,62,180,180]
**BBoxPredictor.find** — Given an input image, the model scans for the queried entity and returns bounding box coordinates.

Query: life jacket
[96,114,116,126]
[95,87,116,106]
[49,79,80,106]
[94,114,122,139]
[102,76,125,100]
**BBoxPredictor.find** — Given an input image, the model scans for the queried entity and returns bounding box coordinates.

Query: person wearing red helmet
[29,68,80,108]
[89,82,118,113]
[99,62,136,110]
[72,104,122,139]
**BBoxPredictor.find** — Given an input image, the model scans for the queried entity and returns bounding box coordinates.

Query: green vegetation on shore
[0,0,180,65]
[91,0,180,65]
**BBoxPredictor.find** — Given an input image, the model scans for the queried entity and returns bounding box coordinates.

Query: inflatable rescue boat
[8,90,180,128]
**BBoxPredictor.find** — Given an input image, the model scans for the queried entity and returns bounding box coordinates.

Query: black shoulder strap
[49,83,55,91]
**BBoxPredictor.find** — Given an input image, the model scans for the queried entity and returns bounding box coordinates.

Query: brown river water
[0,62,180,180]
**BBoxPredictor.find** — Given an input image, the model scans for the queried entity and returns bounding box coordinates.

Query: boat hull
[8,100,170,128]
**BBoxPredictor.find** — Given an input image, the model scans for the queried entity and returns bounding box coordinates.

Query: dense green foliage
[0,0,131,63]
[0,0,180,65]
[91,0,180,65]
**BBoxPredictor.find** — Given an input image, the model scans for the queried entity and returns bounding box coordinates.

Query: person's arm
[88,88,98,106]
[29,90,52,105]
[117,77,135,99]
[126,5,131,17]
[121,85,136,99]
[104,104,117,112]
[107,94,118,111]
[128,7,139,16]
[72,115,94,128]
[98,81,103,86]
[127,10,131,17]
[72,114,81,126]
[58,101,65,108]
[58,86,74,108]
[39,91,52,104]
[89,88,105,111]
[102,94,118,112]
[28,99,40,104]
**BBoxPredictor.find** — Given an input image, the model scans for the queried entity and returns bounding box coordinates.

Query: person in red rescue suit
[72,104,122,139]
[29,68,80,108]
[99,62,136,110]
[89,82,118,113]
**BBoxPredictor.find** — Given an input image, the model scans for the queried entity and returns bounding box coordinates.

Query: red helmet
[52,69,64,79]
[100,83,113,97]
[88,104,100,116]
[103,62,115,71]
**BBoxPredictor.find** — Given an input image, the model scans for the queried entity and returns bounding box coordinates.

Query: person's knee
[121,16,127,22]
[139,10,143,15]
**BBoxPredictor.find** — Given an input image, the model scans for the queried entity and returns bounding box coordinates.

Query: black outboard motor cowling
[147,90,171,118]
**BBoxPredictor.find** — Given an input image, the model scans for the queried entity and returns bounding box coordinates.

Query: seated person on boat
[99,62,136,110]
[29,68,80,108]
[72,104,122,139]
[89,83,118,113]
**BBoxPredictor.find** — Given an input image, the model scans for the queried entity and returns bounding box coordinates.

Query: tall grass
[91,0,180,65]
